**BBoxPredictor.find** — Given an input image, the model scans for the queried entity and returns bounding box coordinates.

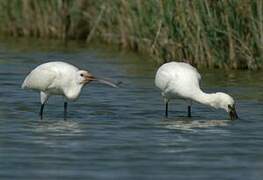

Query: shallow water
[0,39,263,180]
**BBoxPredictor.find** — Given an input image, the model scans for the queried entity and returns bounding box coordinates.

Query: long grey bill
[97,79,119,88]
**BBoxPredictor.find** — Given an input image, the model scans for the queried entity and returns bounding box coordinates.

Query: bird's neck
[192,90,219,109]
[64,83,83,101]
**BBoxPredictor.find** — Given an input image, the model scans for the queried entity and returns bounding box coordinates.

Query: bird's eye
[80,73,84,77]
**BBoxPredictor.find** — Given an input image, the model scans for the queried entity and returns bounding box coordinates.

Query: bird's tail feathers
[21,81,26,89]
[21,77,29,89]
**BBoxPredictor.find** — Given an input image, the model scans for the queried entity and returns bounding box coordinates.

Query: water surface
[0,38,263,180]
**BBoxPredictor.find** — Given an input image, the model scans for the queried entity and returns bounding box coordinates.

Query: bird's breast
[63,85,82,101]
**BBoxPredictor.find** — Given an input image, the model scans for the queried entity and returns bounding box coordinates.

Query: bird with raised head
[155,61,238,120]
[22,61,118,120]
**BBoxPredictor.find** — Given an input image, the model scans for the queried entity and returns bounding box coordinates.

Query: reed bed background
[0,0,262,70]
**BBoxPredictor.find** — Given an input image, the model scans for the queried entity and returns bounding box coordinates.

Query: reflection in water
[22,120,84,148]
[161,118,230,131]
[29,120,83,134]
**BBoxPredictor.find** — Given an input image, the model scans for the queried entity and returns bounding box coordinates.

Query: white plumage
[22,61,117,120]
[155,61,238,120]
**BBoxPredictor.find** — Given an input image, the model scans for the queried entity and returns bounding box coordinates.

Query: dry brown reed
[0,0,262,70]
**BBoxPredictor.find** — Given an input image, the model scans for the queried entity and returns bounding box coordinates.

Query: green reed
[0,0,262,70]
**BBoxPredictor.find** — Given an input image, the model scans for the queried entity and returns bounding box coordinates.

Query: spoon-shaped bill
[228,105,238,120]
[85,74,119,88]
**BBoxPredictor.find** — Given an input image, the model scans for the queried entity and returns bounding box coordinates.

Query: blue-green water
[0,39,263,180]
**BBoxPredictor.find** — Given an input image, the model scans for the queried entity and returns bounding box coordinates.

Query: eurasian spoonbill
[155,61,238,120]
[22,61,118,120]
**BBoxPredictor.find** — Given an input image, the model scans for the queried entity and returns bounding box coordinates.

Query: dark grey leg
[39,103,45,120]
[64,102,68,120]
[165,102,168,117]
[188,105,191,117]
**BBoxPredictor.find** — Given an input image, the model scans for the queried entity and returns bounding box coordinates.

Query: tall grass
[0,0,262,70]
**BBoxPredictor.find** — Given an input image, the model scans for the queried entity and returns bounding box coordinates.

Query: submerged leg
[64,102,68,120]
[165,102,168,117]
[39,103,45,120]
[188,106,191,117]
[163,97,169,118]
[39,92,49,120]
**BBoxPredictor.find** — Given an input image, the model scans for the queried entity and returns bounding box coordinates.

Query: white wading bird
[22,61,118,120]
[155,61,238,120]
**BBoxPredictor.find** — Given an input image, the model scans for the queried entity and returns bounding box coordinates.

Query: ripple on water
[26,119,83,135]
[19,119,86,148]
[160,118,231,132]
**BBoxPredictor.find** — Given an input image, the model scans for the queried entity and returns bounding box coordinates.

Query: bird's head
[77,70,119,88]
[212,92,238,120]
[77,70,95,85]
